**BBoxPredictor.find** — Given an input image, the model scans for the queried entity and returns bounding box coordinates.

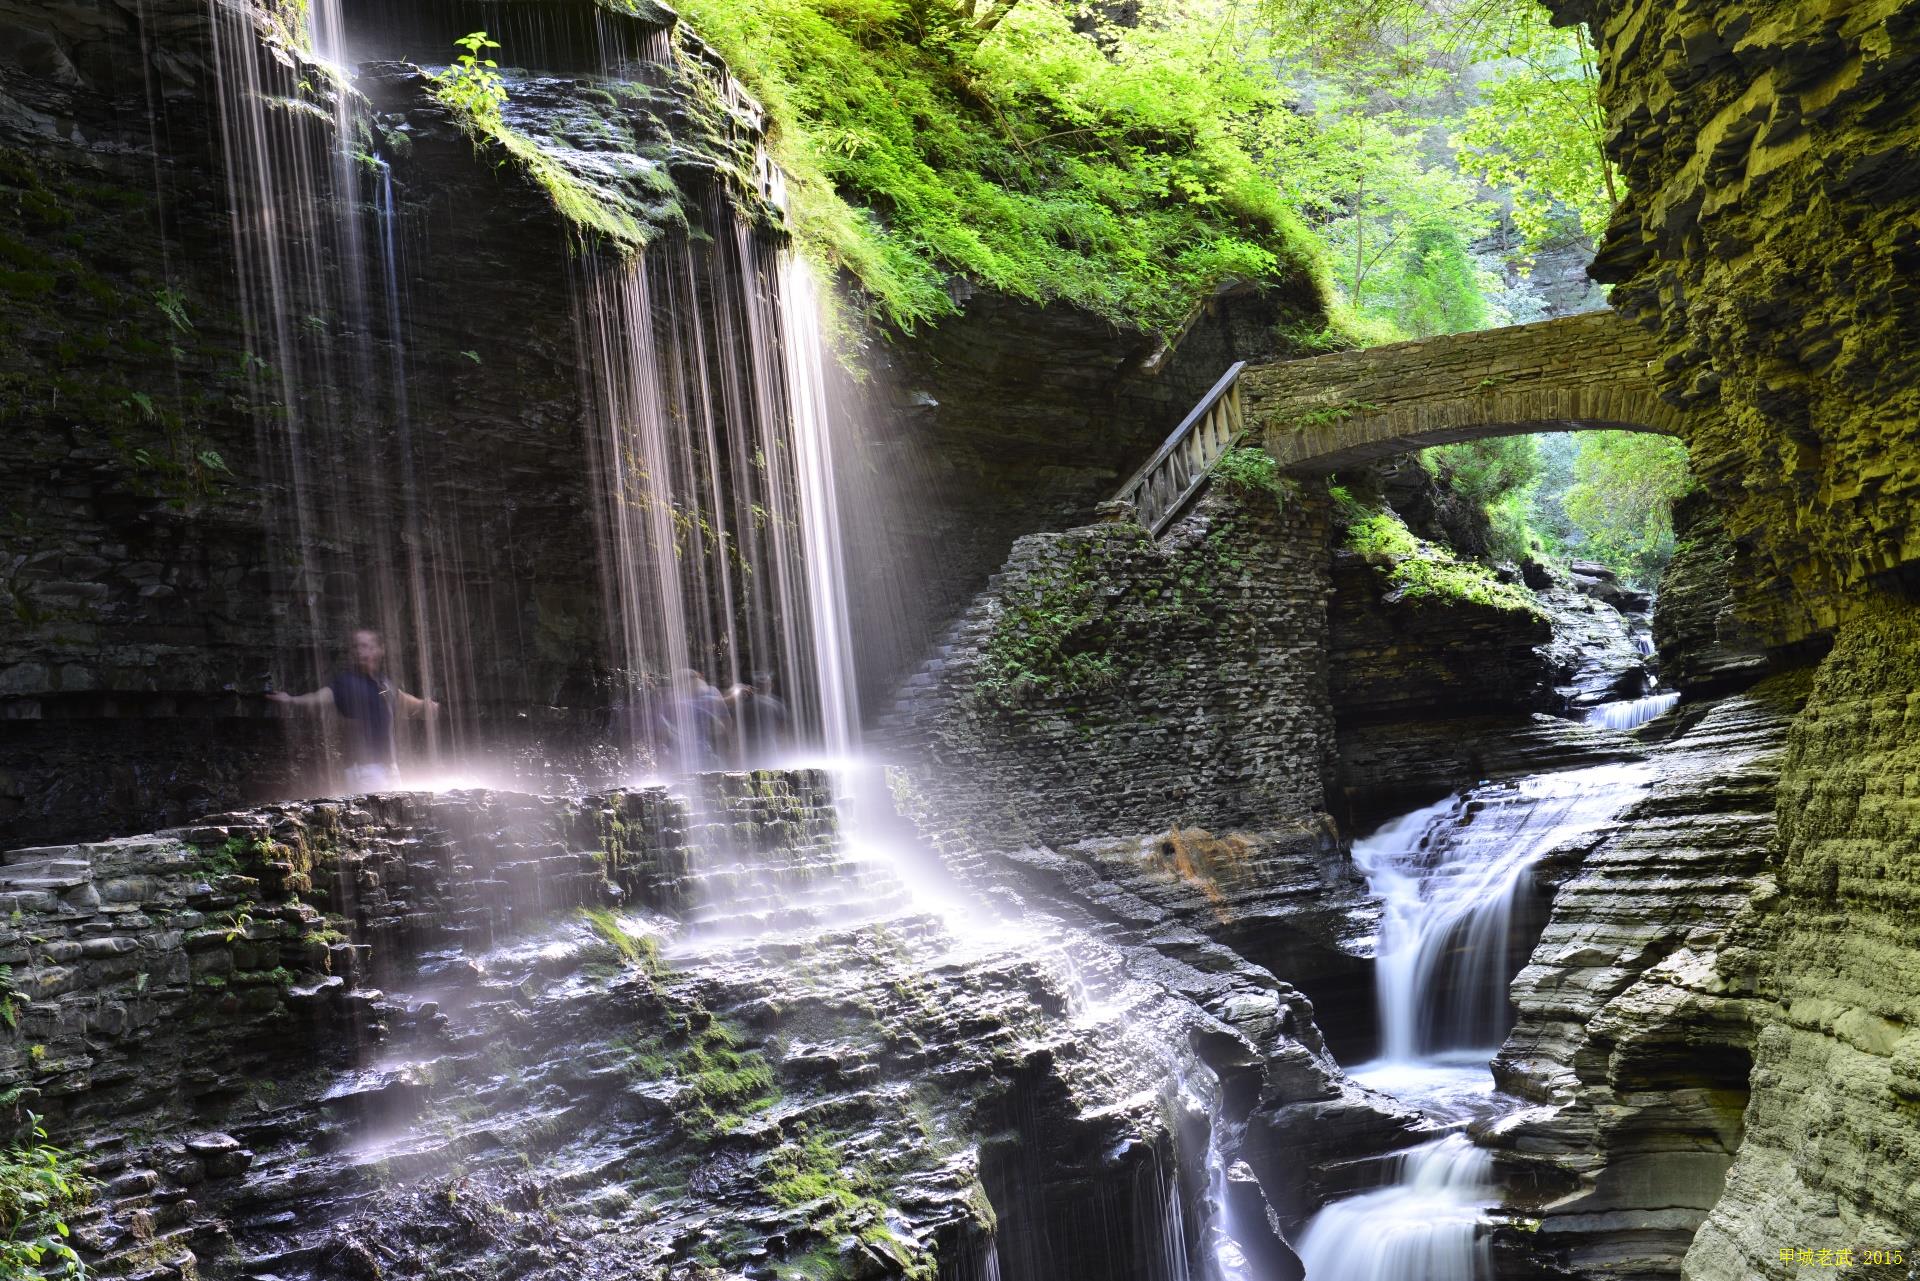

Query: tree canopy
[673,0,1618,341]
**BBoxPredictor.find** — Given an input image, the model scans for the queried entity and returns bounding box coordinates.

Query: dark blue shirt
[328,671,394,765]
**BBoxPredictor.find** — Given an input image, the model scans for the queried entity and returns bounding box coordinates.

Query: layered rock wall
[0,0,1323,847]
[1654,490,1771,695]
[1561,0,1920,652]
[1557,0,1920,1271]
[1686,598,1920,1277]
[1491,675,1808,1280]
[883,484,1336,846]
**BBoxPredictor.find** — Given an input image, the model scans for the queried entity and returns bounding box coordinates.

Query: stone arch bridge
[1244,309,1690,473]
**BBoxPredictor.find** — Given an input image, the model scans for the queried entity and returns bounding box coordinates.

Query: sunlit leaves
[673,0,1317,332]
[1562,432,1692,584]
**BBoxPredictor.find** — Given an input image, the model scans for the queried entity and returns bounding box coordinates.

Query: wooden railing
[1113,361,1247,537]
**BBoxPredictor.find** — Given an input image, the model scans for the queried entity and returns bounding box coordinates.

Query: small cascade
[1296,1136,1494,1281]
[1585,691,1680,732]
[1299,763,1655,1279]
[1357,763,1654,1062]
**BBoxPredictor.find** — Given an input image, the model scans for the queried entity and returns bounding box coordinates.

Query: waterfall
[1585,691,1680,732]
[1355,763,1654,1063]
[1298,762,1654,1279]
[208,0,490,784]
[1295,1136,1493,1281]
[572,227,861,772]
[205,0,862,793]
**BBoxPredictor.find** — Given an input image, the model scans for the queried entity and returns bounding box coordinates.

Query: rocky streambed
[0,767,1429,1280]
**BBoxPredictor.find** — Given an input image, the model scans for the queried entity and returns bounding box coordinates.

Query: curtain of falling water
[208,0,478,785]
[212,0,863,790]
[572,216,860,773]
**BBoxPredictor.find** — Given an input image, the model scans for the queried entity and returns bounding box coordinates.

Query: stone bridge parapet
[1248,310,1691,472]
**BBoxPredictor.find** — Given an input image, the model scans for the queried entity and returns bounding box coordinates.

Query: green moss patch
[1344,507,1542,615]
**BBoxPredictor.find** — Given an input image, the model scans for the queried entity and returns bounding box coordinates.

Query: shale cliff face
[0,0,1313,848]
[1560,0,1920,1271]
[1562,0,1920,651]
[1491,675,1808,1280]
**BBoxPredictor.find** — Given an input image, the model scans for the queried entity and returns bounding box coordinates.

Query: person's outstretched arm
[394,689,441,718]
[267,688,334,710]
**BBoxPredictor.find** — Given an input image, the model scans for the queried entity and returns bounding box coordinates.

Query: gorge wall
[1555,0,1920,1271]
[0,0,1313,848]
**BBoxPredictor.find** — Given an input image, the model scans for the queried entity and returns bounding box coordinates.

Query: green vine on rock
[1211,446,1292,505]
[0,1114,90,1280]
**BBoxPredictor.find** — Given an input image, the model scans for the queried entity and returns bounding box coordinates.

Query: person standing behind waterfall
[268,627,439,792]
[727,671,789,765]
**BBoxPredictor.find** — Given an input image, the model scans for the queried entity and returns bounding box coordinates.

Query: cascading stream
[1586,691,1680,732]
[1299,763,1653,1280]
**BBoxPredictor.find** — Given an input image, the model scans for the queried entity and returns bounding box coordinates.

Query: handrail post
[1110,361,1249,539]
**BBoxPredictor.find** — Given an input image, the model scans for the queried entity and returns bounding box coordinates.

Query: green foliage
[1418,435,1542,560]
[1257,0,1617,329]
[1265,87,1494,334]
[624,1017,777,1138]
[424,33,650,247]
[1391,221,1488,337]
[1561,432,1692,585]
[1345,507,1540,614]
[1420,436,1538,508]
[432,32,508,124]
[1211,446,1289,504]
[670,0,1322,332]
[1454,11,1616,255]
[0,1116,89,1280]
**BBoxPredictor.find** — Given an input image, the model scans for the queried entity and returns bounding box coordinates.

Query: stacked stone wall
[884,484,1335,846]
[1246,310,1690,473]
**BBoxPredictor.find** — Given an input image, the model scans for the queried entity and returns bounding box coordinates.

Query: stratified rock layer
[883,484,1336,843]
[1553,0,1920,1272]
[1686,597,1920,1278]
[1489,675,1809,1280]
[1654,491,1770,696]
[1557,0,1920,651]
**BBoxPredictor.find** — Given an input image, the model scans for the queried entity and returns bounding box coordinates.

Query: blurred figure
[660,667,729,772]
[727,670,789,765]
[268,627,439,792]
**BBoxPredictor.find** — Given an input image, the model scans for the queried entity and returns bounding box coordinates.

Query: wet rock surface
[0,763,1421,1280]
[1486,676,1810,1279]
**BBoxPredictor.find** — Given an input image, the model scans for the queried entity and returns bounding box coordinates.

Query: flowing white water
[572,229,862,773]
[1356,763,1654,1063]
[1296,1136,1493,1281]
[1299,763,1655,1280]
[207,3,864,790]
[1586,691,1680,732]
